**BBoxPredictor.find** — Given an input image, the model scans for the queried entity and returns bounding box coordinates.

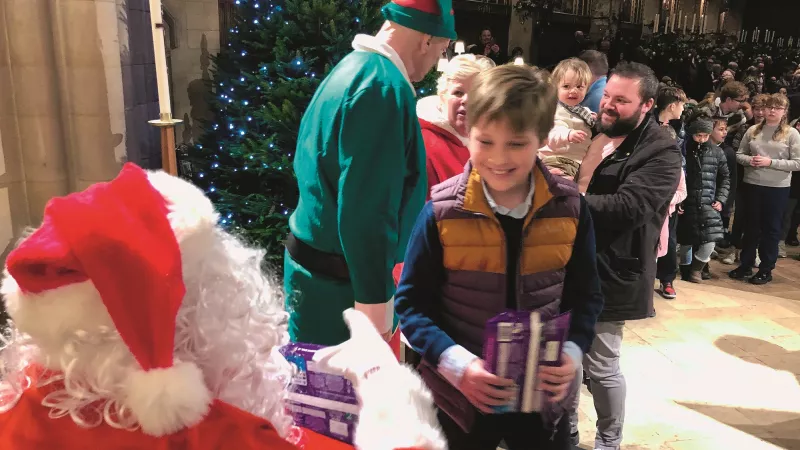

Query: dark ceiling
[740,0,800,39]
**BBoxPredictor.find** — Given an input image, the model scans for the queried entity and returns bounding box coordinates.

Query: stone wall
[0,0,130,260]
[163,0,220,144]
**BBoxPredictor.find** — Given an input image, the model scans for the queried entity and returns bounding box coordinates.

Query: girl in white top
[540,58,596,180]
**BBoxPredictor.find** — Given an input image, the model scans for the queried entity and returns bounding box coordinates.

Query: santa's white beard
[0,227,294,437]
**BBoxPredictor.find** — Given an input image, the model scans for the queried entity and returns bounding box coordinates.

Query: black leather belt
[284,233,351,281]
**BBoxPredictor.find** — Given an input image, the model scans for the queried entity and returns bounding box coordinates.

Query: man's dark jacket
[585,116,682,322]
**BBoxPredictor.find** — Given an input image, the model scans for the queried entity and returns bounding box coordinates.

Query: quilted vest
[429,160,581,356]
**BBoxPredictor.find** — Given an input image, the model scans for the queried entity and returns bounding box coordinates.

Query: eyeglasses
[766,106,786,111]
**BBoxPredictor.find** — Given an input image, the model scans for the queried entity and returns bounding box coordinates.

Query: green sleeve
[337,85,407,304]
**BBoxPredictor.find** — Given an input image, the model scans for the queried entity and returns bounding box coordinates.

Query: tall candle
[148,0,171,117]
[771,32,775,43]
[665,16,670,33]
[692,14,696,33]
[683,14,687,33]
[654,14,660,34]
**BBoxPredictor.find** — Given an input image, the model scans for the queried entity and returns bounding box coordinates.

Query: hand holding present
[537,352,577,403]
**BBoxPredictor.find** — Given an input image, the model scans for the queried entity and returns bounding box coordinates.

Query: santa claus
[0,163,445,450]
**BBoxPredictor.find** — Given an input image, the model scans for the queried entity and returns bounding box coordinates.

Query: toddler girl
[540,58,595,180]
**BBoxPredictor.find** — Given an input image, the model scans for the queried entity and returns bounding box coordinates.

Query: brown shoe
[689,258,705,283]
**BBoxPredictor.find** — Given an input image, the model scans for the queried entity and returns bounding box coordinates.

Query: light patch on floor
[575,278,800,449]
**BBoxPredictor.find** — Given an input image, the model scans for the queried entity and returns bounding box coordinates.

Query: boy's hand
[459,359,516,413]
[537,353,577,403]
[548,167,565,176]
[712,201,722,211]
[569,130,588,143]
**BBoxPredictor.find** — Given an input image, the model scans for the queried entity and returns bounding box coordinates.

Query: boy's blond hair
[751,93,769,108]
[467,64,557,142]
[550,58,592,89]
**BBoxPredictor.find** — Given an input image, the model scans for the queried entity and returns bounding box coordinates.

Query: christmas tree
[186,0,384,265]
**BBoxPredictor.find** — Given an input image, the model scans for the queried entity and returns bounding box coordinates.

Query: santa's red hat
[5,163,216,437]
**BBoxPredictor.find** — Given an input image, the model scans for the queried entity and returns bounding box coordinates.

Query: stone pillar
[0,2,27,260]
[50,0,124,192]
[0,0,70,226]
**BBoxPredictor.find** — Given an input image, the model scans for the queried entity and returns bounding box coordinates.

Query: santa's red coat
[0,380,353,450]
[0,367,430,450]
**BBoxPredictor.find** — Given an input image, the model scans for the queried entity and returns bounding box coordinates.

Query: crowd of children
[650,86,800,294]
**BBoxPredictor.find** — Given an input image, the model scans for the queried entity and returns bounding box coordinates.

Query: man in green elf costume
[284,0,456,355]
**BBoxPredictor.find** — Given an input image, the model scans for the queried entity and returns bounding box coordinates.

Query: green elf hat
[382,0,457,40]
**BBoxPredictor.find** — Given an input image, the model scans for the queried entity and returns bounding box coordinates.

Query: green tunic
[284,49,427,346]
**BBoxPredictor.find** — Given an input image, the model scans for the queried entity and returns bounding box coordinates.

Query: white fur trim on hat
[146,171,219,244]
[124,361,212,437]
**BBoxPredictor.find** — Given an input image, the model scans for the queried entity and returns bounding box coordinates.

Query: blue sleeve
[560,196,604,354]
[582,89,602,114]
[394,201,455,367]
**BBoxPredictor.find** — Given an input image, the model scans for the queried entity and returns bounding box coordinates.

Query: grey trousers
[569,321,626,450]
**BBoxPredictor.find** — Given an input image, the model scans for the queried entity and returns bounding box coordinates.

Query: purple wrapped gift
[482,311,571,414]
[280,342,359,444]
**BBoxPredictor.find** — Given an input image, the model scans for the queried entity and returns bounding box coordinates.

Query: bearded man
[572,62,682,450]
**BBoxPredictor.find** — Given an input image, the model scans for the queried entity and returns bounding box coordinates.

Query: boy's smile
[469,117,541,209]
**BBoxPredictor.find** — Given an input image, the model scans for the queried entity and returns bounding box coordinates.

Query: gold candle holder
[149,113,184,176]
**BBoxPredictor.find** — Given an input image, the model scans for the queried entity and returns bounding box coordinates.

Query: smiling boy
[395,65,604,449]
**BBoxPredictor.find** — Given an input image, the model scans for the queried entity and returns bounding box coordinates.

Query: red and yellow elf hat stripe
[382,0,457,40]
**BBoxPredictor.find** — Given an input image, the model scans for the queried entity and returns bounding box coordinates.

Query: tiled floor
[574,256,800,449]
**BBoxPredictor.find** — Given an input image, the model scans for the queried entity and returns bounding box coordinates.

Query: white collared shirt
[351,34,416,96]
[481,176,536,219]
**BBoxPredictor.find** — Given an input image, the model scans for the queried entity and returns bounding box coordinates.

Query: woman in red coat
[418,54,496,197]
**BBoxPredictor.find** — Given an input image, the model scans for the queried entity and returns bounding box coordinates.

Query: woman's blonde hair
[550,58,592,88]
[751,93,791,141]
[436,54,496,97]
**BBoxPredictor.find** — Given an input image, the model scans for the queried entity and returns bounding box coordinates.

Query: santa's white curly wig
[0,169,294,438]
